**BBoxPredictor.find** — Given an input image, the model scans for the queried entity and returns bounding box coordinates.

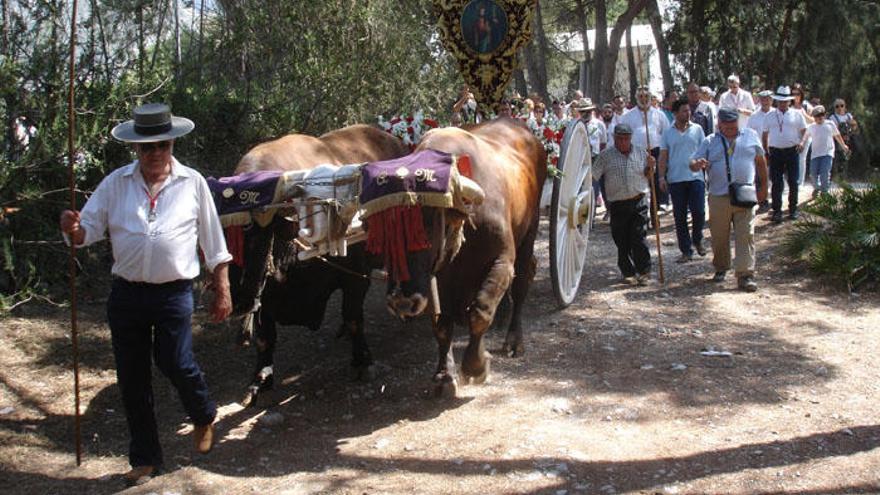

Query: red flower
[390,118,401,125]
[543,127,555,141]
[424,119,439,128]
[407,126,414,134]
[555,130,565,143]
[405,116,414,123]
[551,156,558,165]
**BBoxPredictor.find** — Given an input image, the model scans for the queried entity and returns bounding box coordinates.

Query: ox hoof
[460,359,490,385]
[501,341,525,358]
[432,373,458,399]
[240,386,260,408]
[350,364,377,382]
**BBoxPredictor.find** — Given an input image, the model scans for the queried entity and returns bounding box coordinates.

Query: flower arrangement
[378,111,440,150]
[525,115,567,172]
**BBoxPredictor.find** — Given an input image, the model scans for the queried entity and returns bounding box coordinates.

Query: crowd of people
[452,77,859,293]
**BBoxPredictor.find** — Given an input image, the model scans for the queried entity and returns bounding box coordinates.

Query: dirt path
[2,201,879,495]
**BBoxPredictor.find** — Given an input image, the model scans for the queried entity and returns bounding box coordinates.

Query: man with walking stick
[619,86,671,214]
[593,124,656,286]
[59,103,232,486]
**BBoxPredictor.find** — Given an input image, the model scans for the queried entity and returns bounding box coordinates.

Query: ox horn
[458,175,485,205]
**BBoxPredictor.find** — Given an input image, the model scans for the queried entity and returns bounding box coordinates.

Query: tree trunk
[149,0,168,74]
[137,2,144,85]
[198,0,205,80]
[574,0,592,96]
[513,58,528,100]
[1,0,8,57]
[690,0,707,82]
[768,0,796,86]
[646,0,673,92]
[524,0,549,102]
[600,0,647,103]
[173,0,181,79]
[626,26,637,102]
[592,0,608,100]
[90,0,111,85]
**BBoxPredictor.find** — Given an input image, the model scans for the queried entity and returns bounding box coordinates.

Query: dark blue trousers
[609,195,651,277]
[769,146,800,214]
[107,278,216,468]
[668,180,705,256]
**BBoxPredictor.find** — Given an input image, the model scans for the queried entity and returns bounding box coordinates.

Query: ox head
[227,216,298,343]
[378,175,484,321]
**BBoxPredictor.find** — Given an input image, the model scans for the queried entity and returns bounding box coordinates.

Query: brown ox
[385,118,546,396]
[231,124,408,406]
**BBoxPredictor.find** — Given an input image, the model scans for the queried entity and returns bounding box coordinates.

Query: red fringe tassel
[366,206,430,282]
[224,226,245,267]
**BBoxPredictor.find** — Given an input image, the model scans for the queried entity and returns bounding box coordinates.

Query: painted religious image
[460,0,508,55]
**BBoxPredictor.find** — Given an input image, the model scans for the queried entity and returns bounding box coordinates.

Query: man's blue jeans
[107,278,216,468]
[668,180,705,256]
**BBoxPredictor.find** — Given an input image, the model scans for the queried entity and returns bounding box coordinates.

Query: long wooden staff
[66,0,82,466]
[643,108,665,284]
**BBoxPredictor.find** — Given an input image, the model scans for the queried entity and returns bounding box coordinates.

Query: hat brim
[574,106,596,111]
[111,116,195,143]
[772,95,794,101]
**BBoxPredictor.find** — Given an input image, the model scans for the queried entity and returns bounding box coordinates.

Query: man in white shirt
[700,86,719,130]
[747,90,774,212]
[619,86,671,210]
[718,74,755,128]
[60,103,232,485]
[762,86,807,222]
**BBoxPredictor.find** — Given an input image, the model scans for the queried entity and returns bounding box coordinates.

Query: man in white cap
[593,123,656,286]
[619,86,671,211]
[719,74,755,128]
[762,86,807,222]
[59,103,232,485]
[691,108,768,292]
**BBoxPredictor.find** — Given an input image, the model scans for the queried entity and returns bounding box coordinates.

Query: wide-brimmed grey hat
[111,103,194,143]
[772,86,795,102]
[573,97,596,111]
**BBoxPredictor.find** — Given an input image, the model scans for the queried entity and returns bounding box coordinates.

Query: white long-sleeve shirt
[618,106,670,150]
[74,158,232,283]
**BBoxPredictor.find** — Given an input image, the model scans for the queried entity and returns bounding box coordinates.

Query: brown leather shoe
[123,465,156,486]
[193,423,215,454]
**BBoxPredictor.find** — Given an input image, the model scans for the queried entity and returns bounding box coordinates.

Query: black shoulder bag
[722,135,757,208]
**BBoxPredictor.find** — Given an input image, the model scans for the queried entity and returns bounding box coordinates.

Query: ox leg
[503,226,539,358]
[241,310,277,408]
[461,257,515,384]
[432,314,458,398]
[340,275,375,381]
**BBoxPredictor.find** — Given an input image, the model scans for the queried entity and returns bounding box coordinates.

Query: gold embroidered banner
[433,0,537,112]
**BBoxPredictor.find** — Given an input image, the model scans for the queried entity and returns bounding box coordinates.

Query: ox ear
[458,175,485,206]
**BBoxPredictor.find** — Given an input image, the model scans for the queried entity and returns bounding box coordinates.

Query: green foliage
[782,182,880,291]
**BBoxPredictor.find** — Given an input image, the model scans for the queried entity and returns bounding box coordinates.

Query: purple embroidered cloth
[360,150,454,211]
[207,170,282,216]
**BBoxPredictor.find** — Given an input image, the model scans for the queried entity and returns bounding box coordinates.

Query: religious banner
[433,0,538,112]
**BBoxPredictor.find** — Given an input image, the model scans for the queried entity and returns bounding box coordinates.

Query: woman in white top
[800,105,849,196]
[790,83,814,185]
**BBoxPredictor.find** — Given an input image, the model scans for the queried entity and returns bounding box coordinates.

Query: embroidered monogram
[238,190,261,205]
[375,171,390,186]
[415,168,438,183]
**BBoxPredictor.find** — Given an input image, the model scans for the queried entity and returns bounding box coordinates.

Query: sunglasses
[138,140,172,152]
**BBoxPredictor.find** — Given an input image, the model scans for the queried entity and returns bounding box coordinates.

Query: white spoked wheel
[549,120,594,308]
